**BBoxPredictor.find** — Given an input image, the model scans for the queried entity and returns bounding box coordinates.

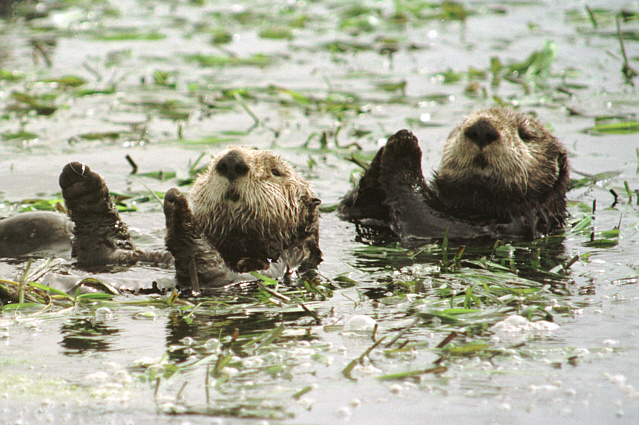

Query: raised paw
[60,162,113,218]
[337,144,389,221]
[59,162,135,265]
[163,188,229,291]
[379,129,426,189]
[163,188,194,232]
[164,187,200,254]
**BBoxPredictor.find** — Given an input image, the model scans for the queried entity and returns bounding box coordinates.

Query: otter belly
[383,186,499,246]
[0,211,73,258]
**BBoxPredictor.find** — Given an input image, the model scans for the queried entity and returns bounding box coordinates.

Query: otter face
[190,146,313,244]
[439,108,566,194]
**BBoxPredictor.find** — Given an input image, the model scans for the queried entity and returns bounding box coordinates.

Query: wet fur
[191,147,321,272]
[339,108,569,244]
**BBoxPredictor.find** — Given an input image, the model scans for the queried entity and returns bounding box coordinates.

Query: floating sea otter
[339,108,569,245]
[1,147,322,292]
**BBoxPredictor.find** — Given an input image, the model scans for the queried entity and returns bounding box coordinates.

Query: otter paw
[379,130,425,188]
[164,188,195,232]
[59,162,97,194]
[235,257,271,273]
[164,187,204,259]
[358,144,385,188]
[59,162,137,265]
[60,162,112,217]
[337,143,390,221]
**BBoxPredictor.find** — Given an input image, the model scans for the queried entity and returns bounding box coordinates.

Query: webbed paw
[164,188,229,290]
[60,162,112,218]
[164,188,195,232]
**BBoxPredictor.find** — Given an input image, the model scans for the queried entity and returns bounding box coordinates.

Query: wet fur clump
[339,107,569,245]
[59,146,322,292]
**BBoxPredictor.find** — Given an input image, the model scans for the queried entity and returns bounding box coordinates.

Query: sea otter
[54,146,322,291]
[339,107,569,245]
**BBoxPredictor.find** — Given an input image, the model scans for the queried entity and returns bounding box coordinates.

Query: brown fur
[192,147,314,253]
[432,108,569,232]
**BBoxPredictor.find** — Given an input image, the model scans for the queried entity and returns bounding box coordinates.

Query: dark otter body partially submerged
[57,147,321,291]
[339,108,569,245]
[0,212,73,258]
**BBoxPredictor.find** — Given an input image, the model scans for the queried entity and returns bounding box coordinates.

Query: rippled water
[1,0,639,423]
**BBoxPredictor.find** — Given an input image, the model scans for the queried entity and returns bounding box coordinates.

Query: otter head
[190,146,316,248]
[438,107,568,198]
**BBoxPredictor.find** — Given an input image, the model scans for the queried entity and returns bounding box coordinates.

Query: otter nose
[216,152,249,181]
[464,118,499,149]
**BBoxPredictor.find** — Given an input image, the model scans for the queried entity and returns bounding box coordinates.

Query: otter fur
[339,107,569,245]
[190,147,321,273]
[59,146,322,291]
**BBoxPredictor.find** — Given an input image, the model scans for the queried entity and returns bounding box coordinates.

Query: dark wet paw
[235,257,270,273]
[380,130,422,175]
[60,162,105,200]
[380,129,425,188]
[164,188,194,231]
[59,162,112,217]
[337,144,390,221]
[164,187,212,265]
[163,188,230,289]
[59,162,136,265]
[359,144,385,187]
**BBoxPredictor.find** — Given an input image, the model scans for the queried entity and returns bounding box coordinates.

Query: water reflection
[349,232,569,275]
[165,306,316,363]
[59,318,119,355]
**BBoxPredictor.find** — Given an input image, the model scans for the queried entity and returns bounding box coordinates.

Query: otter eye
[271,168,283,177]
[517,126,534,142]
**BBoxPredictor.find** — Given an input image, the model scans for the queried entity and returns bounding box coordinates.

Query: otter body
[339,108,569,245]
[0,212,73,258]
[57,147,321,291]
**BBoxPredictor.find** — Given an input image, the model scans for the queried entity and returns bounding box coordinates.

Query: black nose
[464,118,499,149]
[216,151,249,181]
